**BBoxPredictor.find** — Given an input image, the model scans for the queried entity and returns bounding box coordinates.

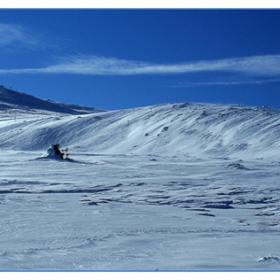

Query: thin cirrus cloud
[0,23,42,50]
[172,78,280,87]
[0,54,280,77]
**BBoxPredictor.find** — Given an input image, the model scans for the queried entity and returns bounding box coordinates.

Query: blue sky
[0,8,280,110]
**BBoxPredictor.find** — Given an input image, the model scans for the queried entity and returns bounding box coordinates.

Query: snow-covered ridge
[0,85,102,114]
[1,95,280,159]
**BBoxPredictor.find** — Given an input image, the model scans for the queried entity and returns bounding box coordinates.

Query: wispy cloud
[0,54,280,76]
[172,78,280,87]
[0,23,42,50]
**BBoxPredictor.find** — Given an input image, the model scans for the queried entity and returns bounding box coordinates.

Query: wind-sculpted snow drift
[0,89,280,270]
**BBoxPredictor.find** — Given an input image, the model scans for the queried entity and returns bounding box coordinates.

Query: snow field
[0,102,280,270]
[0,150,279,270]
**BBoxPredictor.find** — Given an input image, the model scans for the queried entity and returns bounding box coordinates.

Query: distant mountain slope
[1,101,280,159]
[0,85,102,114]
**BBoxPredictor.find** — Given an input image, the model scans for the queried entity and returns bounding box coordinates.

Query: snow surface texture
[0,89,280,270]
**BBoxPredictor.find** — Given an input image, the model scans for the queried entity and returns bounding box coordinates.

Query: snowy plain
[0,88,280,271]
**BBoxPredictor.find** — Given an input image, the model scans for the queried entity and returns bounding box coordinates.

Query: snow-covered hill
[0,96,280,160]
